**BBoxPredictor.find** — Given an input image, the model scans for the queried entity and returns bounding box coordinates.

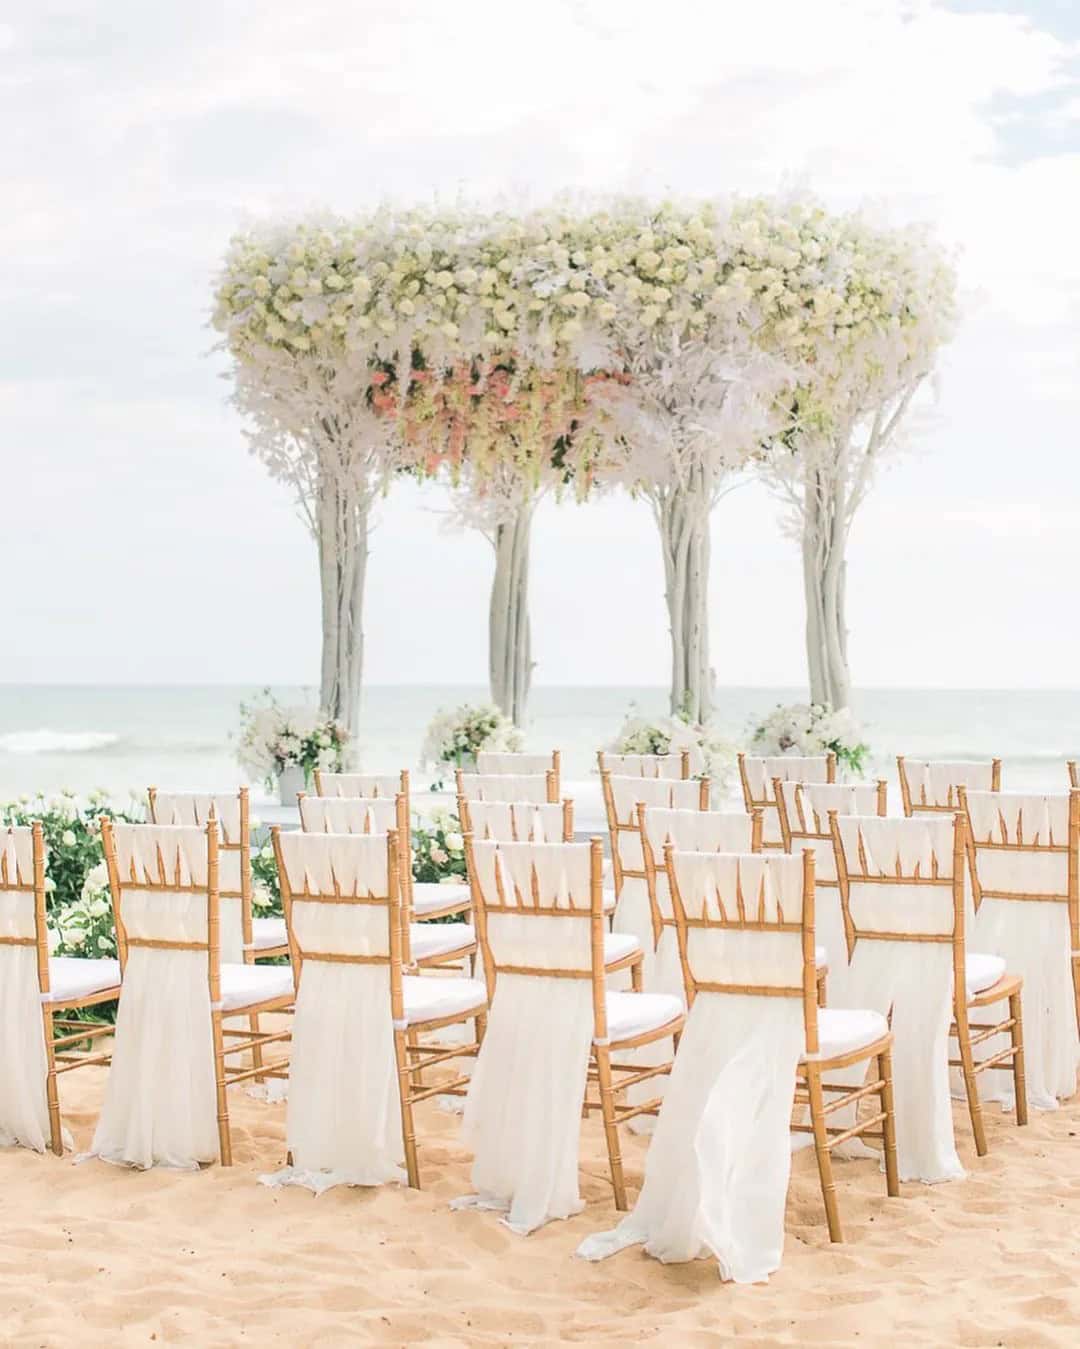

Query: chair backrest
[271,828,405,1010]
[667,847,819,1050]
[738,753,836,849]
[830,813,964,977]
[601,774,709,889]
[475,751,561,795]
[457,798,573,843]
[101,820,221,991]
[0,822,50,996]
[596,750,690,779]
[774,779,886,885]
[313,770,409,799]
[455,770,556,804]
[959,788,1079,915]
[465,836,608,1035]
[147,788,251,959]
[298,794,402,837]
[638,806,761,942]
[897,757,1001,815]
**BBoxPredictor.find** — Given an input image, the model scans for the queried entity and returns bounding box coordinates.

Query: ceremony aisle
[3,1066,1078,1346]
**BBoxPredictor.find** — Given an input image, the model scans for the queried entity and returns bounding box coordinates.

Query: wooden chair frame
[272,826,486,1190]
[737,752,837,850]
[465,834,685,1211]
[596,750,691,780]
[1,822,120,1157]
[101,817,292,1166]
[667,843,898,1243]
[958,785,1080,1036]
[830,809,1026,1157]
[601,772,710,904]
[897,757,1001,817]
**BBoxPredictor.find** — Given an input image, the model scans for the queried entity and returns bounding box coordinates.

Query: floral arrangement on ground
[748,702,869,775]
[421,702,523,787]
[607,705,736,784]
[236,690,349,790]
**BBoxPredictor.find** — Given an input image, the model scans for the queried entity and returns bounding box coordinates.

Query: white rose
[43,877,56,893]
[444,832,464,853]
[61,830,76,847]
[67,929,87,948]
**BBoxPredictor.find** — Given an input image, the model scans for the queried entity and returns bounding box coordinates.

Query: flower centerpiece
[607,705,736,786]
[411,805,468,899]
[236,691,349,804]
[420,702,523,788]
[748,702,869,776]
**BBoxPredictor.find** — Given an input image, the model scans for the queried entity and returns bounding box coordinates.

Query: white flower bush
[607,706,735,786]
[749,702,868,775]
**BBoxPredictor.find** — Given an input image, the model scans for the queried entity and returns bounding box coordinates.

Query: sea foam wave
[0,730,122,756]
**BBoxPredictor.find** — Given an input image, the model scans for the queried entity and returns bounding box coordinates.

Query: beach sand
[2,1073,1079,1347]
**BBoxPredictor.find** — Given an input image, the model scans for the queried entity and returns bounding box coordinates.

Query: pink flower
[370,371,389,386]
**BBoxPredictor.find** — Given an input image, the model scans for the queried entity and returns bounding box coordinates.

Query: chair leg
[594,1044,627,1211]
[248,1011,265,1084]
[394,1029,420,1190]
[41,1007,64,1157]
[1009,989,1028,1128]
[806,1065,842,1242]
[878,1048,900,1199]
[630,958,643,993]
[211,1012,233,1166]
[954,1004,988,1158]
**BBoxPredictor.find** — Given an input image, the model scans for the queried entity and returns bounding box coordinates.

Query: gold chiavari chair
[666,842,898,1243]
[773,779,887,1004]
[601,773,708,913]
[459,794,641,987]
[830,810,1026,1160]
[475,750,562,797]
[298,792,476,970]
[100,817,293,1165]
[596,750,690,779]
[272,826,487,1189]
[738,753,837,849]
[897,757,1001,816]
[958,787,1080,1090]
[466,835,685,1210]
[0,823,120,1156]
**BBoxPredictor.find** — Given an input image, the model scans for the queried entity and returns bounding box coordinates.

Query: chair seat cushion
[965,952,1007,998]
[604,931,642,966]
[44,956,121,1004]
[402,974,487,1026]
[412,882,470,916]
[805,1007,889,1061]
[252,916,288,951]
[219,962,294,1012]
[410,921,476,961]
[602,990,683,1044]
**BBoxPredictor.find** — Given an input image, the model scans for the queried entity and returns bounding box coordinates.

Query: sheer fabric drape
[455,841,595,1233]
[0,828,50,1151]
[261,832,405,1192]
[457,773,550,804]
[465,801,564,843]
[150,794,245,961]
[476,752,554,776]
[298,796,398,835]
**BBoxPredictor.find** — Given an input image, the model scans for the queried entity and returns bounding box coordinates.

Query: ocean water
[0,684,1077,803]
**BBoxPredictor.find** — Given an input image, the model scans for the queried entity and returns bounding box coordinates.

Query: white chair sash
[609,778,703,953]
[91,824,220,1170]
[298,796,398,836]
[316,773,401,799]
[465,801,564,843]
[263,832,404,1192]
[965,791,1078,1109]
[833,816,963,1182]
[0,828,50,1151]
[642,808,754,929]
[458,840,595,1233]
[579,850,805,1282]
[906,759,997,808]
[150,794,247,960]
[476,752,555,777]
[600,752,685,778]
[457,773,550,804]
[742,755,832,800]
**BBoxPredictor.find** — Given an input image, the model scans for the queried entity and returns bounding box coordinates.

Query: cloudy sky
[3,0,1078,690]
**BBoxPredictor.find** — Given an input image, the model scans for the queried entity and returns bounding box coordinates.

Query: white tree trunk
[657,474,713,723]
[316,473,368,741]
[802,470,851,710]
[488,502,534,726]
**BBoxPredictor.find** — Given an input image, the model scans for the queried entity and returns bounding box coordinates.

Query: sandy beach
[2,1069,1079,1348]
